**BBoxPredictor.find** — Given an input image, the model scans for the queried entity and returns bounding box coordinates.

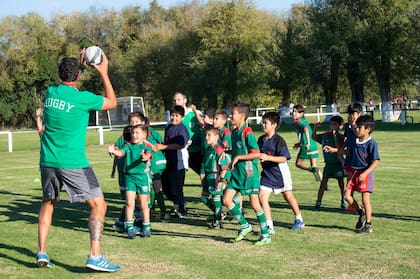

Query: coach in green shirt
[37,52,120,272]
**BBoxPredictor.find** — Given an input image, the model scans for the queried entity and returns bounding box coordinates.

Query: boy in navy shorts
[344,115,380,233]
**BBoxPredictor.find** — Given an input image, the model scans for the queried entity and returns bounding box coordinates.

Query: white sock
[267,220,274,229]
[295,214,303,222]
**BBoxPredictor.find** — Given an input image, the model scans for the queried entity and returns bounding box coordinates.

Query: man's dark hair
[170,105,185,117]
[262,112,280,127]
[356,115,375,133]
[59,57,80,82]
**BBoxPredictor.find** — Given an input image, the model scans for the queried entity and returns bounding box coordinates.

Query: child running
[201,128,229,229]
[292,104,322,182]
[108,124,153,239]
[312,115,346,210]
[258,112,305,233]
[344,115,380,233]
[223,102,270,246]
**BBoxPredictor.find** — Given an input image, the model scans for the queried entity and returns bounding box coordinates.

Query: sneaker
[112,220,125,233]
[291,219,305,230]
[221,212,227,221]
[312,167,322,182]
[341,200,348,210]
[141,229,151,238]
[360,223,373,234]
[314,201,321,211]
[254,235,271,246]
[36,252,52,268]
[86,255,120,272]
[209,221,222,230]
[127,226,141,239]
[234,225,253,242]
[355,211,366,230]
[160,213,170,221]
[175,209,188,219]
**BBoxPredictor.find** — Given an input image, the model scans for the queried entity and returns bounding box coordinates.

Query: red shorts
[346,169,374,193]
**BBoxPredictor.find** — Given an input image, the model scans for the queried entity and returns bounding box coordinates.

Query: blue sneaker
[36,252,52,268]
[127,226,141,239]
[86,255,120,272]
[291,219,305,230]
[112,220,125,233]
[141,229,151,238]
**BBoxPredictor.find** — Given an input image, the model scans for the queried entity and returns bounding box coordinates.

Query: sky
[0,0,303,19]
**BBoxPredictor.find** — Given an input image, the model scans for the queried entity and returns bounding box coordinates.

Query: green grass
[0,122,419,278]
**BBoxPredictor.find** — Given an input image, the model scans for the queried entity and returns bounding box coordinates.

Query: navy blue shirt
[258,133,291,188]
[350,137,380,170]
[164,123,189,171]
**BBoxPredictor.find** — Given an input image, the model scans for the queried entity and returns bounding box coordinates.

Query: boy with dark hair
[201,128,229,229]
[223,102,271,246]
[108,124,153,239]
[156,105,190,218]
[344,115,379,233]
[312,115,346,210]
[292,104,322,182]
[258,112,305,234]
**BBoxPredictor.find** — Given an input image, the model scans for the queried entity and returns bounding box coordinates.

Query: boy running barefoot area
[292,104,322,182]
[108,124,153,239]
[312,115,346,210]
[223,102,271,246]
[258,112,304,233]
[201,128,229,229]
[344,115,379,233]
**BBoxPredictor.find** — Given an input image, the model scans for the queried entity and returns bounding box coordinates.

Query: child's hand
[323,145,336,153]
[217,181,226,191]
[142,151,152,161]
[36,108,43,118]
[231,157,239,169]
[108,144,115,154]
[359,172,367,182]
[305,143,310,150]
[259,153,270,162]
[293,143,300,149]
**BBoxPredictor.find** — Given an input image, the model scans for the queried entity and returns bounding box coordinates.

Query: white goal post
[89,96,145,127]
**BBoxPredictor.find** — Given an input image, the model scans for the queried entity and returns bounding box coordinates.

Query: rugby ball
[84,46,103,65]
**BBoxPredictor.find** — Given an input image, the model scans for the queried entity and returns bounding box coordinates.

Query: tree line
[0,0,418,127]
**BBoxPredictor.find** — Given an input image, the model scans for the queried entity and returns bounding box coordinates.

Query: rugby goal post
[89,96,145,128]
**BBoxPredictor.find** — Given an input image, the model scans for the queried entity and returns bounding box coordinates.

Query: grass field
[0,120,419,278]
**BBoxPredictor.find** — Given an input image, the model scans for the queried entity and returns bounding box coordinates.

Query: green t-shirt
[182,110,202,152]
[122,143,152,175]
[40,84,104,168]
[148,127,167,173]
[230,123,260,183]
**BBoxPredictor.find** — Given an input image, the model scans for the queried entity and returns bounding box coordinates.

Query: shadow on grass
[0,243,90,273]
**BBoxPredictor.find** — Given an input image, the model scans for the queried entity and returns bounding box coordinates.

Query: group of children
[106,100,379,244]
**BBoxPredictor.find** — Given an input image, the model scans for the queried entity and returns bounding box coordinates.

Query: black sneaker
[355,210,366,230]
[360,223,372,234]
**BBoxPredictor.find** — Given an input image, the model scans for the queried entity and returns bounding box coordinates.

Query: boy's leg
[338,178,346,209]
[360,192,372,233]
[315,177,328,210]
[139,193,151,237]
[249,194,269,236]
[283,191,305,230]
[258,188,273,230]
[153,179,167,215]
[172,170,187,215]
[224,189,251,240]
